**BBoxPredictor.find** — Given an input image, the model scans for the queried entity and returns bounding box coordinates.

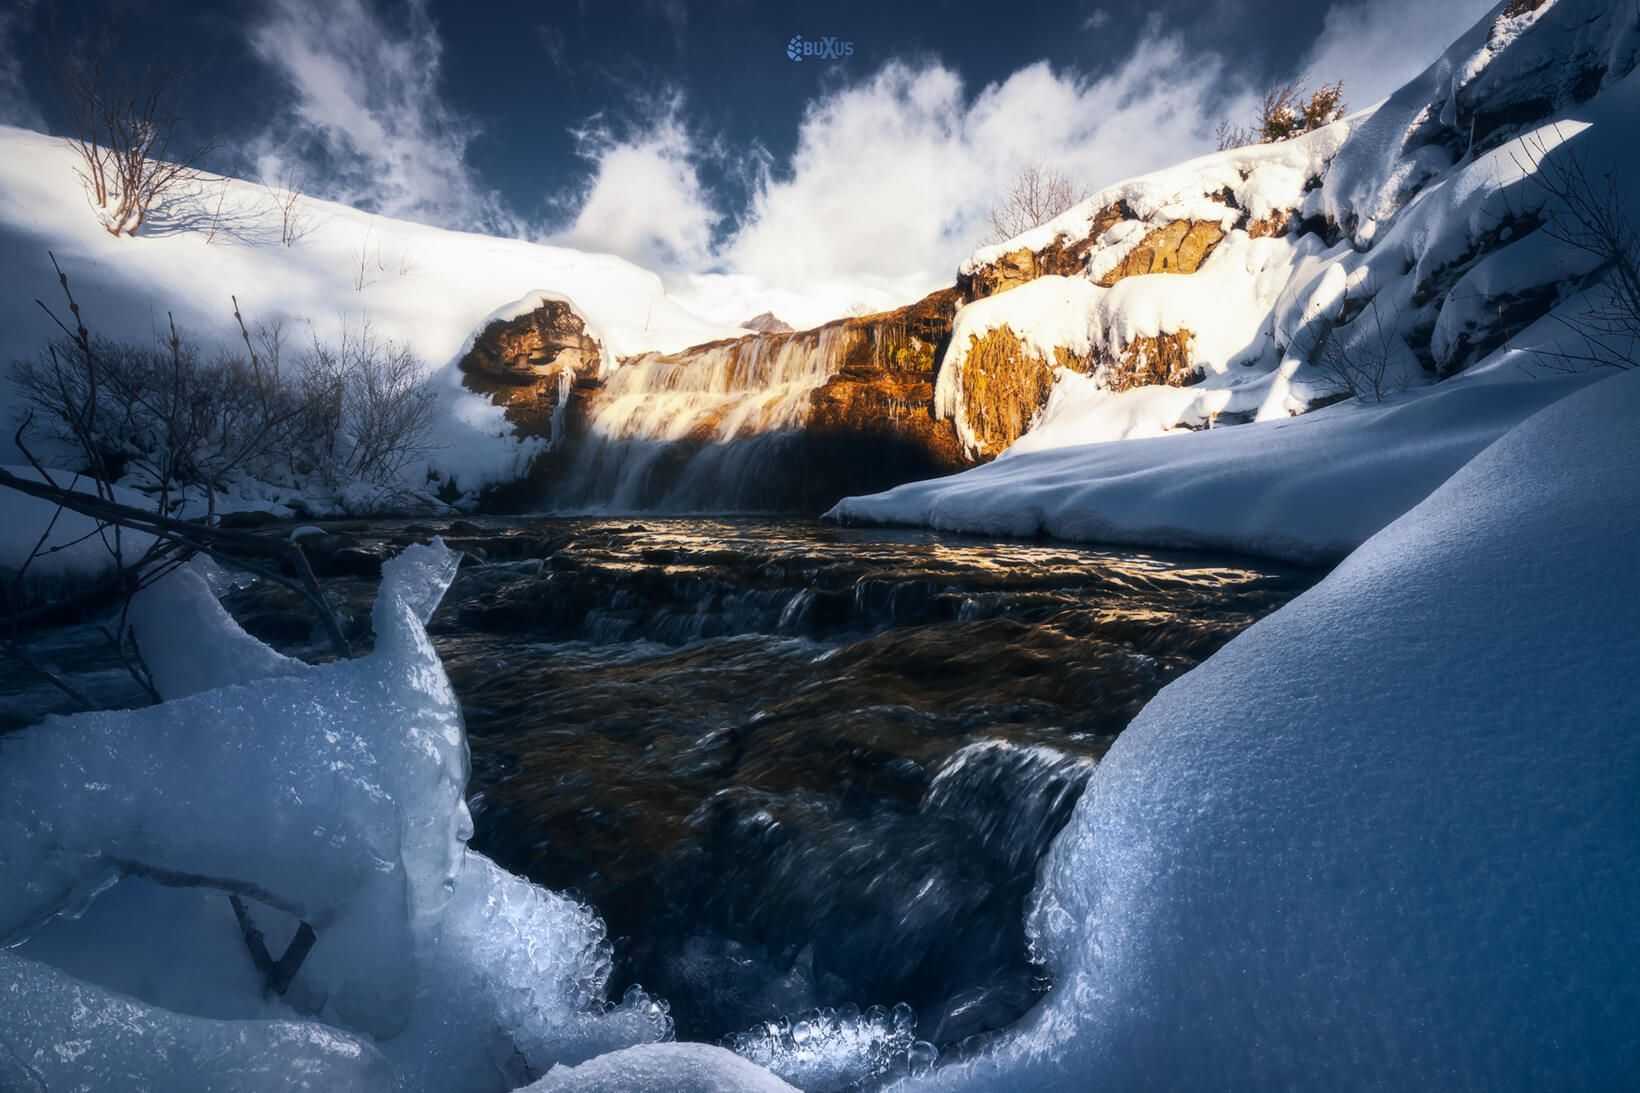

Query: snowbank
[833,365,1597,565]
[920,359,1640,1092]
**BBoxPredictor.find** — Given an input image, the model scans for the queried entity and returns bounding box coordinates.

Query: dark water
[2,516,1311,1053]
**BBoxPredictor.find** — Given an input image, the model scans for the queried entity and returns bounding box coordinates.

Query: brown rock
[950,324,1200,459]
[949,327,1084,459]
[1245,210,1296,239]
[457,298,604,442]
[1095,220,1226,286]
[742,311,794,334]
[1102,330,1200,392]
[958,203,1127,301]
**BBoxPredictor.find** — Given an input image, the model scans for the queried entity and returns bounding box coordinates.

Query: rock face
[463,290,971,513]
[958,204,1126,301]
[457,298,604,443]
[1094,220,1225,285]
[802,289,970,501]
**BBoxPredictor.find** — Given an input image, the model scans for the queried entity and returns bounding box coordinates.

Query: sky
[0,0,1499,320]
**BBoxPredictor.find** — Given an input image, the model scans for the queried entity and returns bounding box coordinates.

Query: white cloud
[0,0,42,130]
[248,0,514,234]
[550,93,721,271]
[1301,0,1500,111]
[721,39,1251,290]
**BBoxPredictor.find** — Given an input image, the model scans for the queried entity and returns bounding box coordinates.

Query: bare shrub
[14,315,311,512]
[1217,81,1346,150]
[299,323,437,486]
[1313,292,1398,402]
[13,264,437,501]
[58,41,212,237]
[265,166,316,248]
[1514,129,1639,370]
[988,166,1088,244]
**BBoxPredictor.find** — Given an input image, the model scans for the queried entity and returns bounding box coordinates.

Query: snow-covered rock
[839,0,1640,543]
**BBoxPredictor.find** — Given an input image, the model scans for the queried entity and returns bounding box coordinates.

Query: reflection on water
[2,516,1312,1058]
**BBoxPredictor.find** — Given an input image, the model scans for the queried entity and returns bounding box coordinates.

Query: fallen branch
[0,465,350,658]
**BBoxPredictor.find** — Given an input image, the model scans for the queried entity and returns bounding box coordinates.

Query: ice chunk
[0,539,469,1039]
[383,851,673,1091]
[525,1043,799,1093]
[921,370,1640,1089]
[726,1002,937,1092]
[0,952,392,1092]
[128,559,305,699]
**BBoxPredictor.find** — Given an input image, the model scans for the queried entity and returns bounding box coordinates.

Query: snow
[0,124,745,493]
[961,120,1349,275]
[838,362,1600,565]
[0,952,394,1092]
[526,1044,799,1093]
[917,363,1640,1093]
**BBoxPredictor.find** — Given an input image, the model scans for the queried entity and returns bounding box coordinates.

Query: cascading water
[556,326,851,511]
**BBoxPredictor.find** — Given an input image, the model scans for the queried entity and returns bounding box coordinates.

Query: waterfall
[554,326,850,511]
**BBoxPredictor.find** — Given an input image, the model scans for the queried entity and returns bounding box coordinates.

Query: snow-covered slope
[920,361,1640,1092]
[835,0,1640,556]
[0,125,745,492]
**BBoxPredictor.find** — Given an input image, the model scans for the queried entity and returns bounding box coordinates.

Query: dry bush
[1313,292,1398,402]
[298,323,438,486]
[988,166,1088,244]
[1514,129,1639,371]
[14,292,436,498]
[265,165,317,247]
[58,41,212,238]
[1217,81,1346,150]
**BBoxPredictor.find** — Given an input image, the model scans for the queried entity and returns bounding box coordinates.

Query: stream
[2,515,1312,1060]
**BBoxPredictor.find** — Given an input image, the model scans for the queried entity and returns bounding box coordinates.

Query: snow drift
[917,356,1640,1093]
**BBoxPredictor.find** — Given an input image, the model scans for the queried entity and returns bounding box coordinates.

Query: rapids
[1,516,1311,1062]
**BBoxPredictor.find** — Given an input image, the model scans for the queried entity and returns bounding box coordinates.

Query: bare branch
[988,166,1088,245]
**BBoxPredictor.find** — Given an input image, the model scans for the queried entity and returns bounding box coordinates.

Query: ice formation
[725,1003,937,1091]
[0,952,392,1092]
[0,539,684,1092]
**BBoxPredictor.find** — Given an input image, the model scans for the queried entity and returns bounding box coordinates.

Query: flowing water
[555,329,850,510]
[3,516,1312,1070]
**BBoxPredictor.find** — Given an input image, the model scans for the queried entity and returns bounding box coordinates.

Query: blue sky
[0,0,1497,295]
